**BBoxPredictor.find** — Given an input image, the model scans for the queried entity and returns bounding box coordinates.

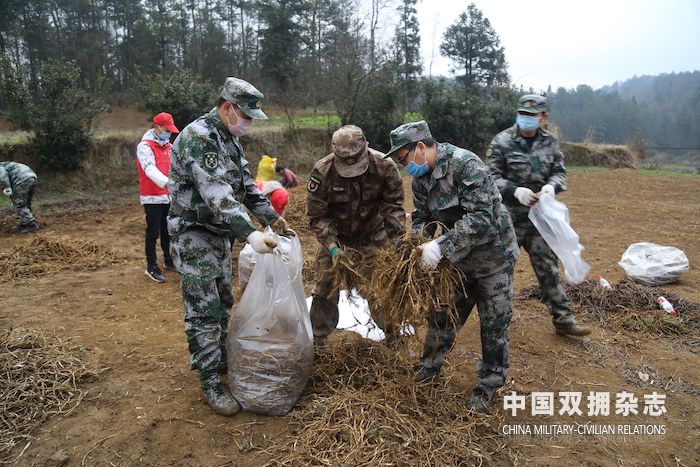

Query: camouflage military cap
[387,120,433,158]
[221,77,268,120]
[331,125,369,178]
[517,94,548,114]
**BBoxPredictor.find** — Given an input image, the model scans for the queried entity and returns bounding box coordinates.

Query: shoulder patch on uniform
[204,152,218,169]
[307,175,321,193]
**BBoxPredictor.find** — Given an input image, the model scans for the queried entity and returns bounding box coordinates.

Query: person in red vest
[136,112,179,282]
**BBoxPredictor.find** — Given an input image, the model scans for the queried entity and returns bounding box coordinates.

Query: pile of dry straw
[519,279,700,341]
[0,234,126,282]
[264,334,512,465]
[0,328,96,463]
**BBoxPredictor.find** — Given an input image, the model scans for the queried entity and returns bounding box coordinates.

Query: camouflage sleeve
[306,169,338,248]
[547,140,568,193]
[380,163,406,239]
[0,166,9,189]
[411,179,437,238]
[486,139,518,201]
[240,157,279,226]
[437,159,499,260]
[188,137,257,242]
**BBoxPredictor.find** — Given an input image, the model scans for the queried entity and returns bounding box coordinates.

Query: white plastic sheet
[227,233,313,415]
[618,242,689,285]
[304,290,415,341]
[528,193,591,284]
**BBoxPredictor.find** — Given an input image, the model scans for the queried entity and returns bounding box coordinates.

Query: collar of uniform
[511,123,544,141]
[431,143,450,179]
[205,107,231,141]
[510,123,543,145]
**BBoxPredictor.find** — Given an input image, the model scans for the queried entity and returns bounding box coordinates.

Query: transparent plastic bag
[237,243,257,289]
[228,232,313,415]
[528,193,591,284]
[618,242,689,286]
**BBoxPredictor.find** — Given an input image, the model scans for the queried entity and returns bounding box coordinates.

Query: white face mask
[225,105,253,136]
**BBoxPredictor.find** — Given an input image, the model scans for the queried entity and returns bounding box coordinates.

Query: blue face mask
[156,131,171,142]
[516,114,540,132]
[406,160,429,177]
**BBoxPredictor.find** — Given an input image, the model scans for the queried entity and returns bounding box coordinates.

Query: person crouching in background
[136,112,179,283]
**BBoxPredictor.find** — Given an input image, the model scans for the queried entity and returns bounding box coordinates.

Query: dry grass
[266,335,512,465]
[518,280,700,343]
[281,186,309,230]
[0,328,97,463]
[0,234,128,282]
[332,235,466,335]
[561,141,638,168]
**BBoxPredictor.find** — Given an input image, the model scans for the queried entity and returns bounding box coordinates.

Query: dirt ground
[1,169,699,466]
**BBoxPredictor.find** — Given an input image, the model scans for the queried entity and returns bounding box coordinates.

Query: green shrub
[137,69,216,130]
[403,112,423,122]
[0,59,103,171]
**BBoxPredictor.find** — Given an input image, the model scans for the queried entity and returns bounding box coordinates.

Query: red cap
[153,112,179,133]
[269,188,289,215]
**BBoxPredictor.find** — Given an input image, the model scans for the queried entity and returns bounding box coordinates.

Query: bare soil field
[1,169,698,466]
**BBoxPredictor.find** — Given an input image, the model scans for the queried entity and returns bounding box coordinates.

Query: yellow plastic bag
[257,155,277,181]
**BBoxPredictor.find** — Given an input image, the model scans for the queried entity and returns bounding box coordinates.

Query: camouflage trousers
[10,177,36,225]
[514,218,575,325]
[310,245,395,339]
[170,228,233,385]
[418,264,514,391]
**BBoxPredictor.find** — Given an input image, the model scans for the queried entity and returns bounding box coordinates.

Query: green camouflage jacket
[487,125,567,221]
[167,108,279,240]
[0,162,37,189]
[307,148,405,249]
[412,143,518,277]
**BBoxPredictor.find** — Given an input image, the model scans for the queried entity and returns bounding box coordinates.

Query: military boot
[555,321,592,337]
[200,375,240,416]
[414,364,440,382]
[467,386,496,413]
[19,221,39,233]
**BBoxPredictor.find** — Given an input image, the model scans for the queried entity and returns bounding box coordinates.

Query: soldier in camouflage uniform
[307,125,405,343]
[167,77,294,416]
[487,94,591,337]
[0,161,39,233]
[386,120,519,412]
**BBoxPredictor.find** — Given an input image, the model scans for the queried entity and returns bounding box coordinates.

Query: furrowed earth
[1,169,698,466]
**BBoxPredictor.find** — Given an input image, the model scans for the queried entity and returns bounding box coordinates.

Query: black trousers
[144,203,171,268]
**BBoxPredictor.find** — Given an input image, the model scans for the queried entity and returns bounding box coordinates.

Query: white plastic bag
[227,232,313,415]
[618,242,689,285]
[528,193,591,284]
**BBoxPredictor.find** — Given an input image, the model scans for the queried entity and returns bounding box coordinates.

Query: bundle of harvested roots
[332,235,467,335]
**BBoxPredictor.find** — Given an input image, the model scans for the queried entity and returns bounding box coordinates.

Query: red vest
[136,139,171,196]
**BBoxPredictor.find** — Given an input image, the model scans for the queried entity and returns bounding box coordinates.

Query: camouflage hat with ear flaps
[221,77,268,120]
[331,125,369,178]
[387,120,433,158]
[517,94,548,114]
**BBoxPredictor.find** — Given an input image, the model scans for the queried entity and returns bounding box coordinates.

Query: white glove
[247,231,277,254]
[514,187,538,207]
[418,240,442,269]
[2,188,11,196]
[540,184,555,197]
